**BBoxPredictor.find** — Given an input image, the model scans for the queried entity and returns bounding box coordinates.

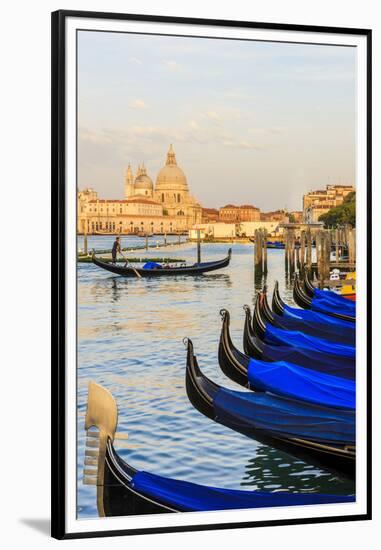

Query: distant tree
[318,192,356,227]
[288,212,296,223]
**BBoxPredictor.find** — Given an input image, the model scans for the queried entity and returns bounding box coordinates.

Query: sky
[77,31,356,211]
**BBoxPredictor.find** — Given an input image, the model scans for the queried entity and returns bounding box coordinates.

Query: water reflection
[241,445,354,494]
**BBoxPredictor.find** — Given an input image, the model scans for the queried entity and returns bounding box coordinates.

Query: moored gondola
[259,287,355,345]
[186,339,355,478]
[253,293,355,359]
[304,270,356,302]
[304,270,316,297]
[293,276,355,322]
[84,382,354,517]
[92,248,232,277]
[244,304,355,378]
[218,309,355,409]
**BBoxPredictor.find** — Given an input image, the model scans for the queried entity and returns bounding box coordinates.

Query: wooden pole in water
[290,229,295,275]
[324,230,331,282]
[335,228,339,263]
[145,234,148,251]
[263,228,268,274]
[197,228,201,264]
[348,227,355,266]
[84,219,88,256]
[315,230,322,287]
[164,233,167,247]
[300,230,305,273]
[306,228,312,274]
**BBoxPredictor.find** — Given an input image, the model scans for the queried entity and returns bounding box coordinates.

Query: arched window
[162,193,164,202]
[177,193,181,203]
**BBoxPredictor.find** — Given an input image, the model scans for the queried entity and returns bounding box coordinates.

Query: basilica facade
[77,145,202,235]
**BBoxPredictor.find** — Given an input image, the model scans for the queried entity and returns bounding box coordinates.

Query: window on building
[177,193,181,203]
[162,193,164,202]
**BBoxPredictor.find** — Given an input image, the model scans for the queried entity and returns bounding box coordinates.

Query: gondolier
[111,236,123,264]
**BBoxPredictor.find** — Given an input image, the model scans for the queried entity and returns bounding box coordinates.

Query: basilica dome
[155,145,188,192]
[134,164,153,190]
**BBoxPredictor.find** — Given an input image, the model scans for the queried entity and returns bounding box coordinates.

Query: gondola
[249,238,285,249]
[243,304,355,379]
[293,276,355,322]
[83,382,354,517]
[92,249,231,277]
[252,293,355,359]
[298,274,356,312]
[272,282,354,331]
[186,339,355,477]
[218,309,355,409]
[258,287,355,345]
[304,270,356,302]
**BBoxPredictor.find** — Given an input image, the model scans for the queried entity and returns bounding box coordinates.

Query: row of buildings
[303,184,355,223]
[201,206,302,224]
[77,144,354,236]
[78,145,202,235]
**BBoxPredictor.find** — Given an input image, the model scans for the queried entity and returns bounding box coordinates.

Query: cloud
[164,60,182,72]
[129,99,147,110]
[78,128,113,145]
[128,57,142,65]
[188,120,199,130]
[206,111,220,121]
[248,126,287,136]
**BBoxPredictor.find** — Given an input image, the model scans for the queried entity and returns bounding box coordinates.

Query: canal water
[76,236,354,518]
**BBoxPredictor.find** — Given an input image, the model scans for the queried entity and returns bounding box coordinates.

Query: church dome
[155,145,188,192]
[134,164,153,190]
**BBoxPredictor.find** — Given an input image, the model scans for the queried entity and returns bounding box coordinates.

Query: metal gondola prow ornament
[84,382,119,517]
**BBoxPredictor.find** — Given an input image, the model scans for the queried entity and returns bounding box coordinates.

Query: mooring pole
[300,230,305,274]
[83,219,88,256]
[145,234,148,251]
[263,229,268,274]
[197,228,201,264]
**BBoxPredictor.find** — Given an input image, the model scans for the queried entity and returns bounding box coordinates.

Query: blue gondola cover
[264,324,355,358]
[283,304,354,329]
[272,313,355,345]
[131,470,354,511]
[247,358,355,409]
[142,261,162,270]
[213,388,355,443]
[314,288,356,310]
[261,342,355,379]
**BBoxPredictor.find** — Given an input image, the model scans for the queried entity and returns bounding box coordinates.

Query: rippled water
[76,236,354,518]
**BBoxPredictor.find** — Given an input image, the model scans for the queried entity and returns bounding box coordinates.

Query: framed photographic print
[51,9,372,539]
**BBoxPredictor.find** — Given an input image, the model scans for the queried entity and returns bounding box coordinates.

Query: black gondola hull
[92,250,231,277]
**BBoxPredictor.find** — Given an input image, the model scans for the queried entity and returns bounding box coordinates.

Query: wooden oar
[123,258,142,278]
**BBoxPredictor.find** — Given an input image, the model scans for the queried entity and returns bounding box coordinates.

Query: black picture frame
[51,9,372,540]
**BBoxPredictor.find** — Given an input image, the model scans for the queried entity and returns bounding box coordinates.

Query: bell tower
[124,164,134,199]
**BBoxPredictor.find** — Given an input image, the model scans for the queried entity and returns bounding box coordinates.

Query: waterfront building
[303,184,355,223]
[201,208,220,223]
[78,145,202,234]
[189,220,282,240]
[219,204,261,222]
[260,210,289,223]
[289,211,303,223]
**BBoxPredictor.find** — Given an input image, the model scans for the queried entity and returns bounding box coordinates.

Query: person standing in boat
[111,236,124,264]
